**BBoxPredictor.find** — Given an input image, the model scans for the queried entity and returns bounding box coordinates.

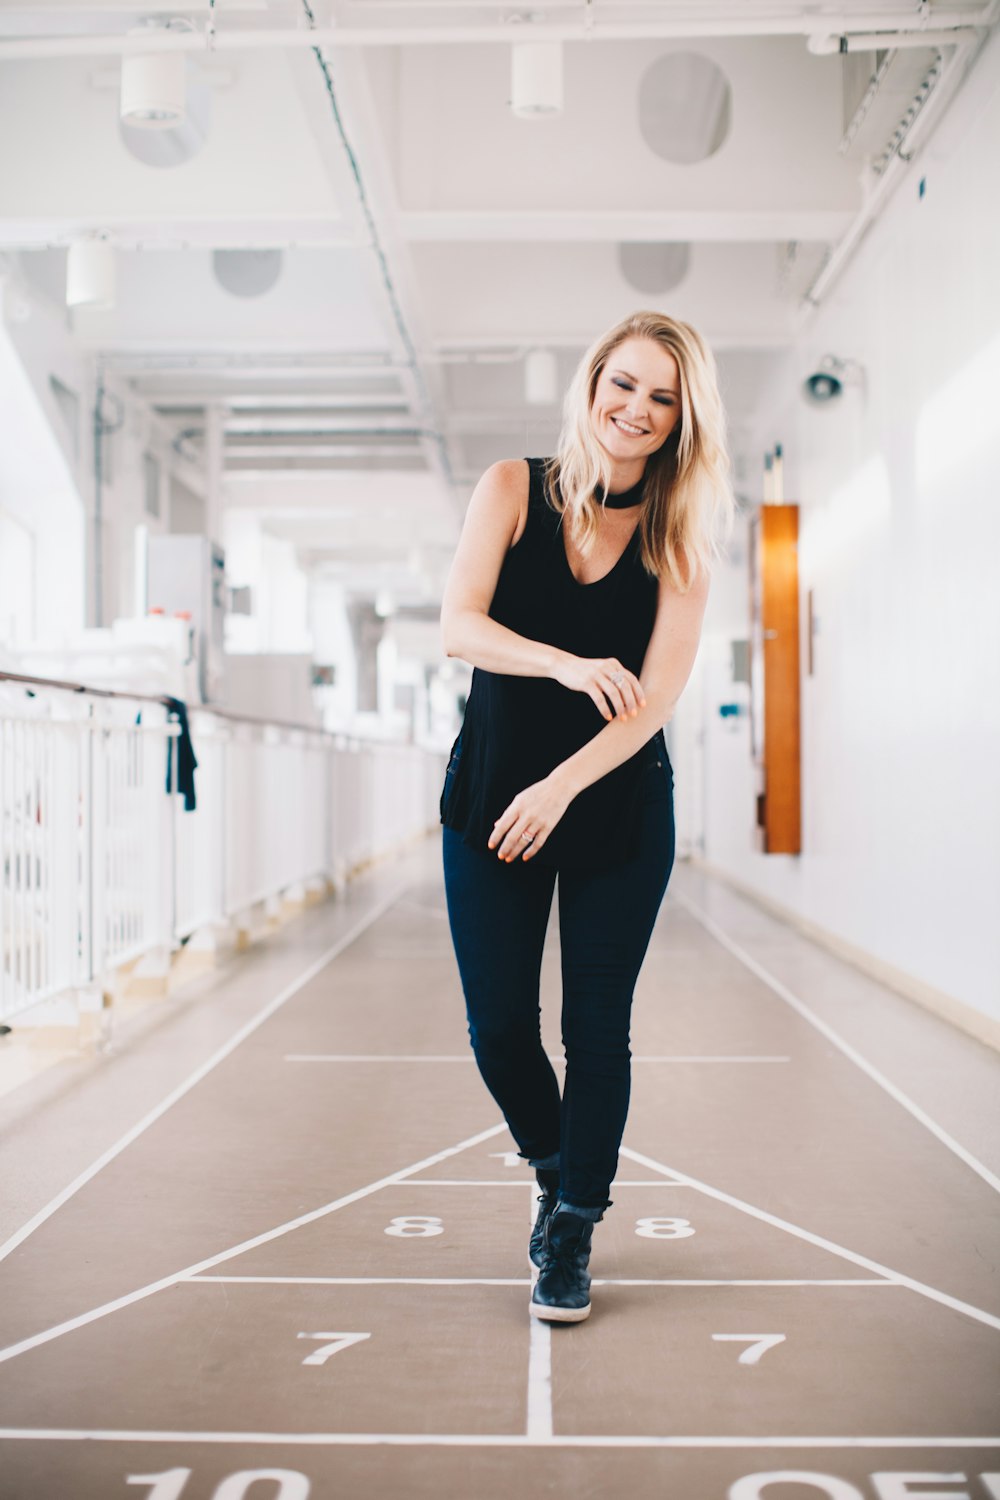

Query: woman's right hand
[551,652,647,722]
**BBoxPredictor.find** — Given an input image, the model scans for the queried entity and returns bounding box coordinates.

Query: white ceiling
[0,0,994,606]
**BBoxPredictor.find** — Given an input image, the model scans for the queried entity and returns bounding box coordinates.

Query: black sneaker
[528,1168,561,1279]
[529,1192,557,1278]
[529,1205,595,1322]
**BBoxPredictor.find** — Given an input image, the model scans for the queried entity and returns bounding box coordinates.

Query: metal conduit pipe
[808,27,983,52]
[0,8,997,59]
[802,29,983,307]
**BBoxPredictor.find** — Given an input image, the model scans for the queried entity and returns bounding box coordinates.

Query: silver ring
[521,832,534,843]
[611,671,625,686]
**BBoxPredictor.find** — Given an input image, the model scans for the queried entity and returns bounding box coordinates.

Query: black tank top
[440,456,667,870]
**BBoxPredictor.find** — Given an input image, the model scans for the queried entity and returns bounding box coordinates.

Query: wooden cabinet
[749,503,801,854]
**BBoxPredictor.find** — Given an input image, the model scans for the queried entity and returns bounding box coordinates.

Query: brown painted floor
[0,837,998,1500]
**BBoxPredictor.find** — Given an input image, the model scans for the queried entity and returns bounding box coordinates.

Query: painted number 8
[635,1216,696,1240]
[384,1216,444,1237]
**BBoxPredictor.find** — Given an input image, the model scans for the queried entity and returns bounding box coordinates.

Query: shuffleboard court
[0,847,997,1499]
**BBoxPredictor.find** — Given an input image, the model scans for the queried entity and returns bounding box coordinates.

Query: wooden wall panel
[749,504,802,855]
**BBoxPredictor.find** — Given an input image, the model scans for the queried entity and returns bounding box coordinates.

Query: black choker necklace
[599,473,646,509]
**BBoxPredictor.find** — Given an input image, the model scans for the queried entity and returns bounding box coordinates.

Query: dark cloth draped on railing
[162,696,199,812]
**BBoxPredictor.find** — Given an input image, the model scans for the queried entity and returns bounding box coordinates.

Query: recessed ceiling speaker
[66,237,115,310]
[510,42,563,117]
[638,52,732,164]
[212,250,284,298]
[618,242,691,294]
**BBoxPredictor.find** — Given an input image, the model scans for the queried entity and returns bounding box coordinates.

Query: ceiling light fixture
[510,40,563,118]
[120,22,187,129]
[66,234,116,310]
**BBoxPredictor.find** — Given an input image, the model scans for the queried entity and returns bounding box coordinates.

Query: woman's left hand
[488,774,572,862]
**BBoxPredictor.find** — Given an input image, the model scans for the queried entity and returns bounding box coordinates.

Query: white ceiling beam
[0,219,362,252]
[226,442,425,458]
[427,331,795,351]
[225,454,428,469]
[222,415,418,431]
[145,394,410,409]
[93,350,408,373]
[397,210,855,243]
[1,10,996,57]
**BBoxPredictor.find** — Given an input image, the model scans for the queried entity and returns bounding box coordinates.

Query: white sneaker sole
[528,1298,592,1322]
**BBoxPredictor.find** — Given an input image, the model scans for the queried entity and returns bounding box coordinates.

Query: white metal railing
[0,672,446,1025]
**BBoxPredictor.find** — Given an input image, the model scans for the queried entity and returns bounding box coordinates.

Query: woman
[438,310,735,1323]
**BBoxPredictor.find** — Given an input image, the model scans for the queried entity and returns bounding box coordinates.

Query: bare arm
[440,459,648,723]
[552,560,711,800]
[440,453,653,723]
[489,557,712,861]
[440,459,567,678]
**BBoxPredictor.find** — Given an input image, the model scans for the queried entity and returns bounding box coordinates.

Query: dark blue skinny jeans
[441,739,675,1217]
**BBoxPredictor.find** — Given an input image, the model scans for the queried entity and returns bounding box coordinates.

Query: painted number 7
[712,1333,786,1365]
[297,1331,371,1365]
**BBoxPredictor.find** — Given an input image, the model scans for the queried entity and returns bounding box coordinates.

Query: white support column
[204,402,225,551]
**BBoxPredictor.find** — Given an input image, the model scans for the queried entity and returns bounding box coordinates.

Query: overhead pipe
[0,7,996,59]
[802,28,983,307]
[807,27,983,52]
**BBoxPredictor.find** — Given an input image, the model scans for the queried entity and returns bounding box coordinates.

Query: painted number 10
[127,1470,310,1499]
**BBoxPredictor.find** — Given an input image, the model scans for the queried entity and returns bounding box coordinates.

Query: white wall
[0,287,85,645]
[308,578,359,729]
[222,510,313,655]
[0,268,208,643]
[695,33,1000,1026]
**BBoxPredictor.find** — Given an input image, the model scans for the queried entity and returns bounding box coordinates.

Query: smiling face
[590,335,683,476]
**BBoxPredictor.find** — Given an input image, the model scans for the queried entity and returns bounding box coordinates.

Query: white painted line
[589,1279,895,1288]
[526,1318,553,1438]
[189,1277,534,1286]
[0,1430,998,1449]
[187,1276,894,1288]
[0,879,414,1267]
[619,1144,1000,1332]
[283,1054,790,1063]
[401,1179,687,1187]
[0,1119,509,1367]
[285,1055,477,1063]
[525,1186,553,1440]
[671,887,1000,1197]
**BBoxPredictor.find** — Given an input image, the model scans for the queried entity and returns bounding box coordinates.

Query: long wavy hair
[543,311,736,591]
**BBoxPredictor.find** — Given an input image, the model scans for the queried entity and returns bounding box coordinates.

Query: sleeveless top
[439,456,667,871]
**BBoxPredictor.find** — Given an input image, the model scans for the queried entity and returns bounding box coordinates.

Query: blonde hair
[543,310,736,592]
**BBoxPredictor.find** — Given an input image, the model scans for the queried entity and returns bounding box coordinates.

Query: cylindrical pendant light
[510,42,563,118]
[66,237,115,309]
[121,46,186,129]
[525,348,558,405]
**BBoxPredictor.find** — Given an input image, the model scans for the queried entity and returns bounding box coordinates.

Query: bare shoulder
[471,458,531,547]
[440,459,531,626]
